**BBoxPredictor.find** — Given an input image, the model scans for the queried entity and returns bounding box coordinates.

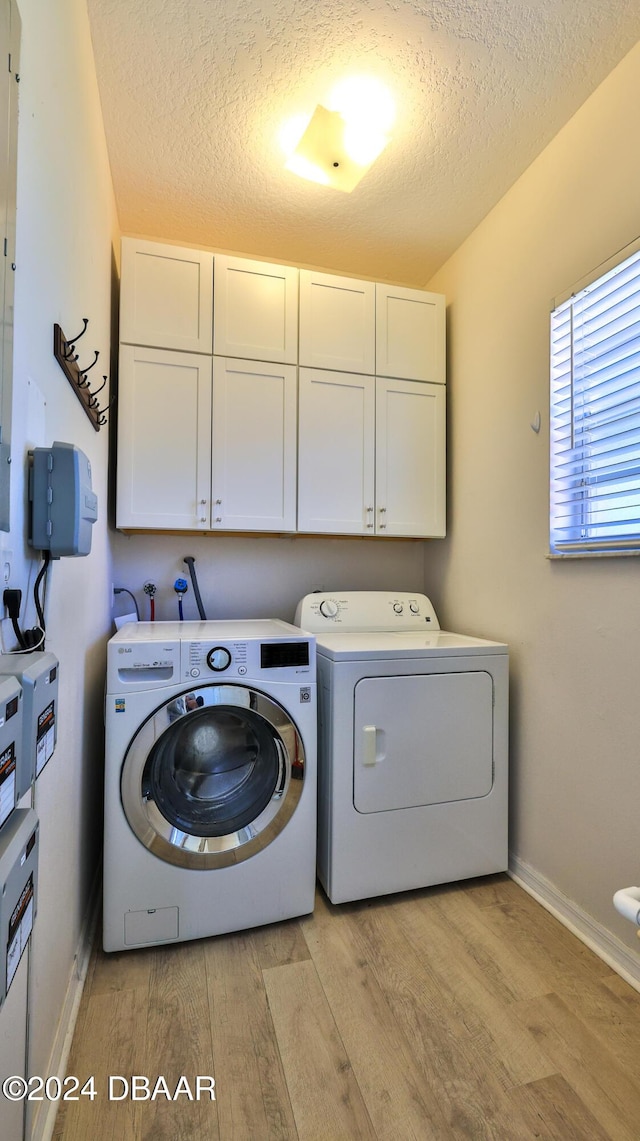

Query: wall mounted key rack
[53,319,113,431]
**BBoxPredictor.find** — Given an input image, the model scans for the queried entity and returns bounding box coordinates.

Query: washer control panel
[295,591,440,632]
[181,637,313,681]
[108,621,315,689]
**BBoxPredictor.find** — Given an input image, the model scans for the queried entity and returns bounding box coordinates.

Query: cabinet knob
[200,499,207,505]
[366,523,373,528]
[366,506,373,512]
[379,522,387,529]
[215,498,222,505]
[215,517,222,522]
[379,507,386,513]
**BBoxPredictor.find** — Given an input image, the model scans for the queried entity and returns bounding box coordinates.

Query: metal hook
[79,350,100,379]
[89,375,108,399]
[97,396,116,425]
[63,317,88,355]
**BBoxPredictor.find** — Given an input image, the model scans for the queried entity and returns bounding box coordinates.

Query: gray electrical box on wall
[0,653,58,797]
[0,808,38,1008]
[29,441,98,557]
[0,675,21,832]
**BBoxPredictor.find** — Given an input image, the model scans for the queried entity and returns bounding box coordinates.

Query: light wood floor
[53,874,640,1141]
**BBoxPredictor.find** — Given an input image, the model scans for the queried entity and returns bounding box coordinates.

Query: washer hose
[184,555,207,620]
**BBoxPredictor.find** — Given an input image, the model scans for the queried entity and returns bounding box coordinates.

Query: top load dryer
[295,591,508,904]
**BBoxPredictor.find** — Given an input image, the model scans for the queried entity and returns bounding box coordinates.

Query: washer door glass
[121,684,305,869]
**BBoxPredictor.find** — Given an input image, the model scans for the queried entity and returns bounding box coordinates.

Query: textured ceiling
[87,0,640,286]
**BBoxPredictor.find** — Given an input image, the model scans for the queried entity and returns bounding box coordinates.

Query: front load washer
[295,591,508,905]
[104,619,316,951]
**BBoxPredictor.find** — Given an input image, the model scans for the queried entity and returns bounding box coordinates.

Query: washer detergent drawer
[353,671,493,813]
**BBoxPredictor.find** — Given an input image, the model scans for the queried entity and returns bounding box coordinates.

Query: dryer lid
[314,630,508,660]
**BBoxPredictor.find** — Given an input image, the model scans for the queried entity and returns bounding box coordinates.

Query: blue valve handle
[174,577,188,621]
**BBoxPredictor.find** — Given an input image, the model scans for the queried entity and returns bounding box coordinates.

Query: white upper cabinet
[376,378,446,537]
[116,237,447,536]
[299,270,375,374]
[116,345,213,531]
[211,358,297,532]
[298,368,375,534]
[213,255,298,364]
[376,284,446,383]
[298,370,445,537]
[120,238,214,354]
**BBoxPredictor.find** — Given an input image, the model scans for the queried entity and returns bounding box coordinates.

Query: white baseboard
[508,854,640,994]
[30,872,100,1141]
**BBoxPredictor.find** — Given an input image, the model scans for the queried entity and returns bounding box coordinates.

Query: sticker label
[36,700,56,777]
[115,698,125,713]
[7,873,34,993]
[0,742,16,828]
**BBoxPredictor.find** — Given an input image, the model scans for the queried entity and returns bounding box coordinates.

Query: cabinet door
[298,368,375,534]
[117,346,212,530]
[211,358,297,532]
[376,284,445,383]
[375,378,445,537]
[213,255,298,364]
[299,271,375,374]
[120,238,213,353]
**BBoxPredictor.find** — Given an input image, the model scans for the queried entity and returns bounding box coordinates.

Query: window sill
[547,549,640,560]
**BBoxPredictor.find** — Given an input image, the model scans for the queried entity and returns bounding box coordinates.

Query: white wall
[1,0,117,1135]
[426,40,640,955]
[111,532,426,626]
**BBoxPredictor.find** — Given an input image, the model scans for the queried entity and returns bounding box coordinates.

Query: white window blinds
[550,247,640,554]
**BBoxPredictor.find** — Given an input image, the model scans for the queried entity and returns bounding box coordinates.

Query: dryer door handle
[362,725,379,766]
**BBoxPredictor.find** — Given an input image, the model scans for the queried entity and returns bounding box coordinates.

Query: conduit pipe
[613,886,640,927]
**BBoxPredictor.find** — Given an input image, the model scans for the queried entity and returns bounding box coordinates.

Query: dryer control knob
[409,602,420,614]
[319,600,339,619]
[393,602,404,614]
[207,646,232,672]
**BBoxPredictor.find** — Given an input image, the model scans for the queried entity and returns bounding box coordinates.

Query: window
[550,245,640,554]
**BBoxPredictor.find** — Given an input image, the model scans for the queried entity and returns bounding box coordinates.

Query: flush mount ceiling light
[280,77,395,193]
